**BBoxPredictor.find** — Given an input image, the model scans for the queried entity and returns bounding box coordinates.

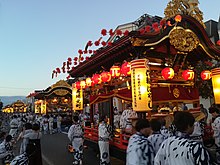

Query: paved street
[41,132,125,165]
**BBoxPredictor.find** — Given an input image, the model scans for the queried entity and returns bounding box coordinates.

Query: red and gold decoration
[211,68,220,104]
[131,59,152,111]
[182,69,194,80]
[92,74,102,84]
[75,81,81,90]
[201,70,212,80]
[72,84,83,111]
[120,62,131,76]
[101,72,111,83]
[110,65,121,78]
[161,67,174,80]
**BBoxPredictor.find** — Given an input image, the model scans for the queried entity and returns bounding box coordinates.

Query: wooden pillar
[110,98,114,128]
[90,104,94,124]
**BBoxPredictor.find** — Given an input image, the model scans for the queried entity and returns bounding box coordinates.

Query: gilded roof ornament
[164,0,205,27]
[169,27,200,52]
[51,80,71,89]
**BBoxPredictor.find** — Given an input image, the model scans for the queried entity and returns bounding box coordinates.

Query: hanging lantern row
[100,29,129,37]
[161,68,212,81]
[74,62,131,89]
[139,15,182,34]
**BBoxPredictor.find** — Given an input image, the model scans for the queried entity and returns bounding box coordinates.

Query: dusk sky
[0,0,219,96]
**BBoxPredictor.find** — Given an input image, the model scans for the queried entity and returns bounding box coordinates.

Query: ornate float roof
[69,0,220,78]
[34,80,72,99]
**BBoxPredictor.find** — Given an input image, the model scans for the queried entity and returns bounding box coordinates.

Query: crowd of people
[126,105,220,165]
[0,112,65,165]
[0,103,219,165]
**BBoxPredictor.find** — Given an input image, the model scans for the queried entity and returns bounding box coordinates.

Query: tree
[195,60,220,99]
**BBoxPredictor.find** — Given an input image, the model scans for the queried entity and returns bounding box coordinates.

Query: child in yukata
[98,115,112,165]
[155,111,211,165]
[148,119,166,154]
[68,116,83,165]
[126,119,154,165]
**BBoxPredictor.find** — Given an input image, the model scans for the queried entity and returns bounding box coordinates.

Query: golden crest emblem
[173,88,180,98]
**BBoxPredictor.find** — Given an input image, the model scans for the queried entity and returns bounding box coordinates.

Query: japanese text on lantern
[72,84,83,111]
[131,59,152,111]
[132,69,137,107]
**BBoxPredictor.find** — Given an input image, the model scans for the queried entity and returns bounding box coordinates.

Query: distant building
[204,16,220,43]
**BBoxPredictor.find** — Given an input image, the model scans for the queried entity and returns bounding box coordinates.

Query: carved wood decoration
[169,27,200,52]
[164,0,205,27]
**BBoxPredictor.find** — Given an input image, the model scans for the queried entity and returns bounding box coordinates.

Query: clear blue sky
[0,0,219,96]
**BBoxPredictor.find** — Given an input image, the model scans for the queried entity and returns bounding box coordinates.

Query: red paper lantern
[121,62,131,76]
[201,70,212,80]
[161,67,174,80]
[175,15,182,22]
[87,40,93,47]
[101,41,107,46]
[101,29,107,36]
[116,29,122,36]
[217,40,220,46]
[78,49,83,54]
[92,74,102,84]
[101,72,111,82]
[123,30,129,36]
[67,57,72,61]
[145,25,151,32]
[182,70,194,80]
[75,81,81,89]
[110,66,121,78]
[89,50,93,54]
[109,29,114,36]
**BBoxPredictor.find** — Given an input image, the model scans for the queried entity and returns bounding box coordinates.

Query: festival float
[62,0,220,160]
[32,80,73,115]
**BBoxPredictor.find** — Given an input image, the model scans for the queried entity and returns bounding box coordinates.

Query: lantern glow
[110,66,121,78]
[80,80,86,89]
[182,70,194,80]
[101,72,111,82]
[86,78,92,87]
[212,68,220,104]
[92,74,102,84]
[131,59,152,111]
[161,67,174,80]
[201,70,212,80]
[121,62,131,76]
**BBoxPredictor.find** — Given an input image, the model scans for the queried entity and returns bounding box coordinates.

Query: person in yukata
[126,119,154,165]
[24,123,42,165]
[148,119,166,154]
[98,115,112,165]
[9,115,19,138]
[68,115,83,165]
[155,111,211,165]
[48,115,54,134]
[209,107,220,163]
[56,114,62,133]
[16,122,32,154]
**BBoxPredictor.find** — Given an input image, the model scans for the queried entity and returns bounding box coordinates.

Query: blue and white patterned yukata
[154,132,211,165]
[98,122,112,165]
[148,132,166,154]
[68,123,83,165]
[126,132,155,165]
